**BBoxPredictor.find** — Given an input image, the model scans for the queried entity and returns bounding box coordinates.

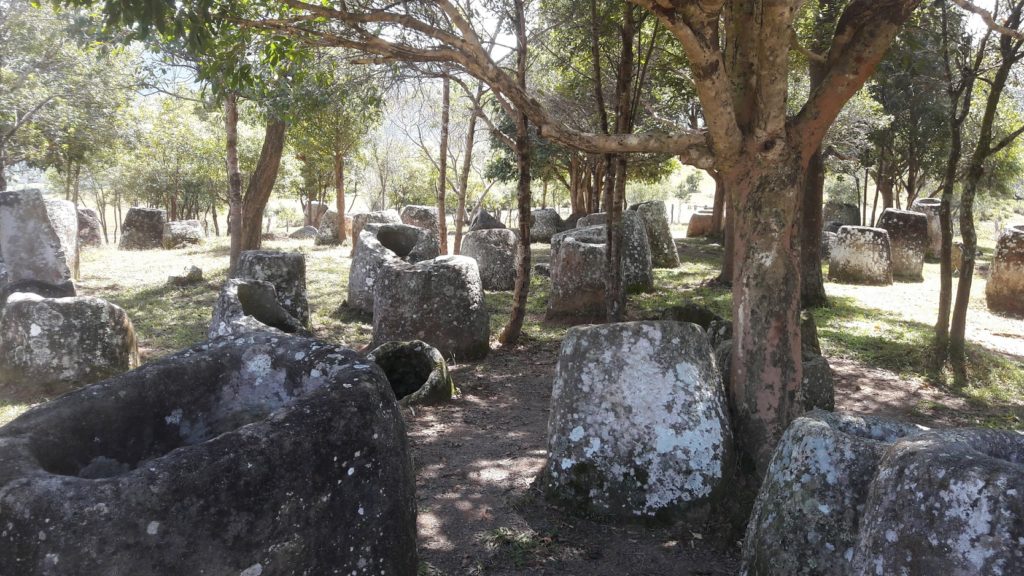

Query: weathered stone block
[77,207,103,248]
[367,340,455,406]
[0,293,138,396]
[314,210,341,246]
[119,207,166,250]
[986,224,1024,315]
[372,255,490,361]
[461,228,518,291]
[910,197,942,258]
[541,321,732,521]
[876,208,928,280]
[161,220,204,250]
[629,200,679,268]
[0,190,79,285]
[348,223,439,315]
[350,209,402,255]
[828,226,893,285]
[547,228,609,322]
[0,333,417,576]
[530,208,562,243]
[289,225,318,239]
[741,411,926,576]
[852,428,1024,576]
[400,204,440,235]
[823,202,861,227]
[237,250,309,327]
[573,212,654,292]
[469,209,506,232]
[687,210,715,237]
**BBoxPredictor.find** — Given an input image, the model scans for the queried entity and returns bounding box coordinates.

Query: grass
[1,233,1020,430]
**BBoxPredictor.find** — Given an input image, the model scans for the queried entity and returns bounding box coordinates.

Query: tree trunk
[335,153,347,244]
[437,76,451,256]
[725,149,805,476]
[800,147,828,308]
[717,199,735,285]
[240,116,288,252]
[454,89,481,255]
[499,0,531,346]
[949,168,980,383]
[710,171,726,237]
[0,147,7,192]
[225,94,244,276]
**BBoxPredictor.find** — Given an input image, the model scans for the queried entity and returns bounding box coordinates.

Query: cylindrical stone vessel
[741,411,925,576]
[687,209,715,237]
[986,224,1024,315]
[828,226,893,285]
[910,198,942,258]
[876,208,928,280]
[461,228,518,291]
[541,321,732,521]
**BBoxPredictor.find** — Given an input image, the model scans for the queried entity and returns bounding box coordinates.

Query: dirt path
[408,341,740,576]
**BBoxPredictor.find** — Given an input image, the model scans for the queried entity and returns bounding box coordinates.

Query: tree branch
[950,0,1024,39]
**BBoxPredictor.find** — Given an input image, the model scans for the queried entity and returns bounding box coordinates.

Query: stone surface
[119,207,166,250]
[167,265,203,287]
[629,200,680,268]
[0,333,417,576]
[0,293,138,396]
[367,340,455,406]
[541,321,732,521]
[237,250,309,327]
[547,228,607,321]
[77,207,103,248]
[828,226,893,285]
[659,302,724,330]
[461,228,519,291]
[534,263,551,277]
[350,209,403,255]
[161,220,204,250]
[0,279,76,304]
[741,411,926,576]
[986,224,1024,315]
[852,428,1024,576]
[574,212,654,292]
[910,197,943,258]
[799,355,835,412]
[876,208,928,280]
[372,255,490,361]
[209,279,307,338]
[400,204,440,234]
[348,223,440,315]
[530,208,563,243]
[0,190,79,286]
[289,225,318,239]
[469,209,506,231]
[821,231,838,260]
[0,259,7,295]
[823,202,861,227]
[314,210,342,246]
[687,210,715,237]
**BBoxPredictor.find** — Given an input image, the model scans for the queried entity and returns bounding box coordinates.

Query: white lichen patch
[545,321,730,518]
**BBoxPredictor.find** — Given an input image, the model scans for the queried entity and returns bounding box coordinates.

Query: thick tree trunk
[335,154,347,244]
[800,147,828,308]
[499,0,531,346]
[716,201,735,285]
[725,149,805,476]
[437,76,451,256]
[225,94,244,276]
[240,116,287,252]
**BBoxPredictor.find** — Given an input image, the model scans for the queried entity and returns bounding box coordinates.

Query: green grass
[1,234,1020,430]
[479,527,557,569]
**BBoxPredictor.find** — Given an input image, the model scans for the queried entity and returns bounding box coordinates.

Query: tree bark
[437,76,451,255]
[240,116,288,252]
[225,94,244,276]
[710,171,726,237]
[726,149,805,476]
[454,86,482,255]
[604,4,635,323]
[335,153,347,244]
[800,147,828,308]
[499,0,531,346]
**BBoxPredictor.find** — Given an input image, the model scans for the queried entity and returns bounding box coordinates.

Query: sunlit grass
[1,233,1020,430]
